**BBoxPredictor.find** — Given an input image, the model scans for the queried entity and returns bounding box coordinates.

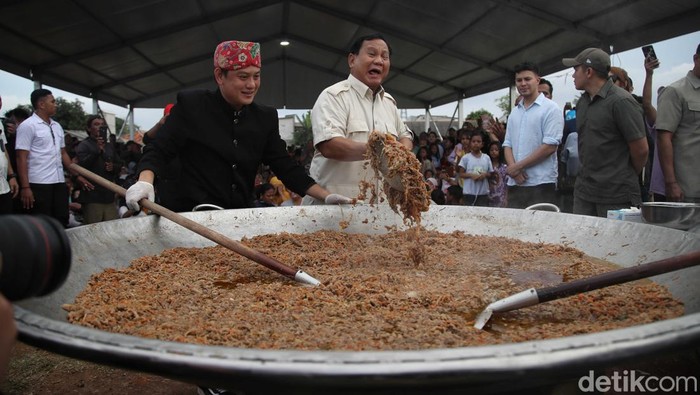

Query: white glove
[126,181,155,211]
[324,193,354,205]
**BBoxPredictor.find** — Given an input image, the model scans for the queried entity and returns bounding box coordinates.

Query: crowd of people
[0,91,150,226]
[1,40,698,230]
[408,44,700,216]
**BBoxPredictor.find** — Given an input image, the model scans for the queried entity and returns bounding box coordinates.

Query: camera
[0,215,72,301]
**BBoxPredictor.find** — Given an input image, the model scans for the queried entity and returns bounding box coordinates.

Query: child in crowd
[445,185,463,205]
[417,146,435,177]
[487,141,508,207]
[437,168,457,195]
[440,137,455,170]
[453,131,471,190]
[430,188,445,205]
[429,143,442,170]
[426,177,439,197]
[253,183,277,207]
[269,176,291,206]
[453,130,471,167]
[457,133,493,206]
[412,132,429,155]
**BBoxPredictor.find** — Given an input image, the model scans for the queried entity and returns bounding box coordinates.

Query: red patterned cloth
[214,40,261,70]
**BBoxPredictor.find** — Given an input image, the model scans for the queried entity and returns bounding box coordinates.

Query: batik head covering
[214,40,261,70]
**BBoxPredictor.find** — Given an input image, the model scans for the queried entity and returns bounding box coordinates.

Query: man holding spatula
[302,33,414,204]
[126,40,351,213]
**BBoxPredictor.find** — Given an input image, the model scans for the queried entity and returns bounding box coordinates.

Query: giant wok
[14,205,700,394]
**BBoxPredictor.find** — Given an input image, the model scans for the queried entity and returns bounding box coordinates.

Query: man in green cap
[562,48,648,217]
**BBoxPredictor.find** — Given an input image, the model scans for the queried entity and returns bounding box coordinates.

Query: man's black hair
[5,107,30,121]
[30,88,52,109]
[513,62,540,76]
[256,183,274,200]
[349,33,392,56]
[431,189,445,205]
[539,78,553,95]
[447,185,463,200]
[86,115,103,130]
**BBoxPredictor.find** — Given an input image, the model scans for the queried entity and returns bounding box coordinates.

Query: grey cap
[562,48,610,73]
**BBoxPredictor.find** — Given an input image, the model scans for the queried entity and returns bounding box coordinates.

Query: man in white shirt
[15,89,74,226]
[303,33,413,203]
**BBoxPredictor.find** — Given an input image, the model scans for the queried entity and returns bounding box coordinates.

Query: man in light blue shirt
[502,62,563,209]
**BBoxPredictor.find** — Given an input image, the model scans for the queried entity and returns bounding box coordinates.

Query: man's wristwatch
[7,173,16,180]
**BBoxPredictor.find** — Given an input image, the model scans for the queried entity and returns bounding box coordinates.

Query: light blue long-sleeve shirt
[502,93,563,187]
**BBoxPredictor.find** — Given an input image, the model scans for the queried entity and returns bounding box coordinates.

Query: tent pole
[458,96,464,129]
[128,105,135,141]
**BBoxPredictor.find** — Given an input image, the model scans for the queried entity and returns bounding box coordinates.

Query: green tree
[54,97,88,130]
[115,117,125,133]
[6,99,135,134]
[495,94,512,117]
[466,109,492,126]
[292,111,313,146]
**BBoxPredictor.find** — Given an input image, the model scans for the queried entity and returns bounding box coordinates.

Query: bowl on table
[641,202,700,230]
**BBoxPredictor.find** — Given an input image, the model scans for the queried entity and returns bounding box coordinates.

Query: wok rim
[14,306,700,381]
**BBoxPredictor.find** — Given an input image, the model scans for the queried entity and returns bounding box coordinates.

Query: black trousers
[463,194,490,207]
[507,183,557,209]
[0,192,12,214]
[27,183,69,227]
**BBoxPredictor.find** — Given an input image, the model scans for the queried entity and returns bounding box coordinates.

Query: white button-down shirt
[15,113,66,184]
[306,74,413,201]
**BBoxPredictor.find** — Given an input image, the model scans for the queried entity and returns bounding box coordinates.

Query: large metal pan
[14,205,700,394]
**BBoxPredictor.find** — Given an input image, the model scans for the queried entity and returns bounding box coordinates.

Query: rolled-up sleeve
[542,104,564,146]
[311,90,350,146]
[502,121,513,149]
[655,86,682,133]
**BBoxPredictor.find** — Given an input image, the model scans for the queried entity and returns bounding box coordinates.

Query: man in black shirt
[126,40,350,212]
[75,115,119,223]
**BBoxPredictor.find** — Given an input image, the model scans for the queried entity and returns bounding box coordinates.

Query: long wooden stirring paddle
[70,163,320,286]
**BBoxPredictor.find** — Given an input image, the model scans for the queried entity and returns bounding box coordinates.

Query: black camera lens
[0,215,71,301]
